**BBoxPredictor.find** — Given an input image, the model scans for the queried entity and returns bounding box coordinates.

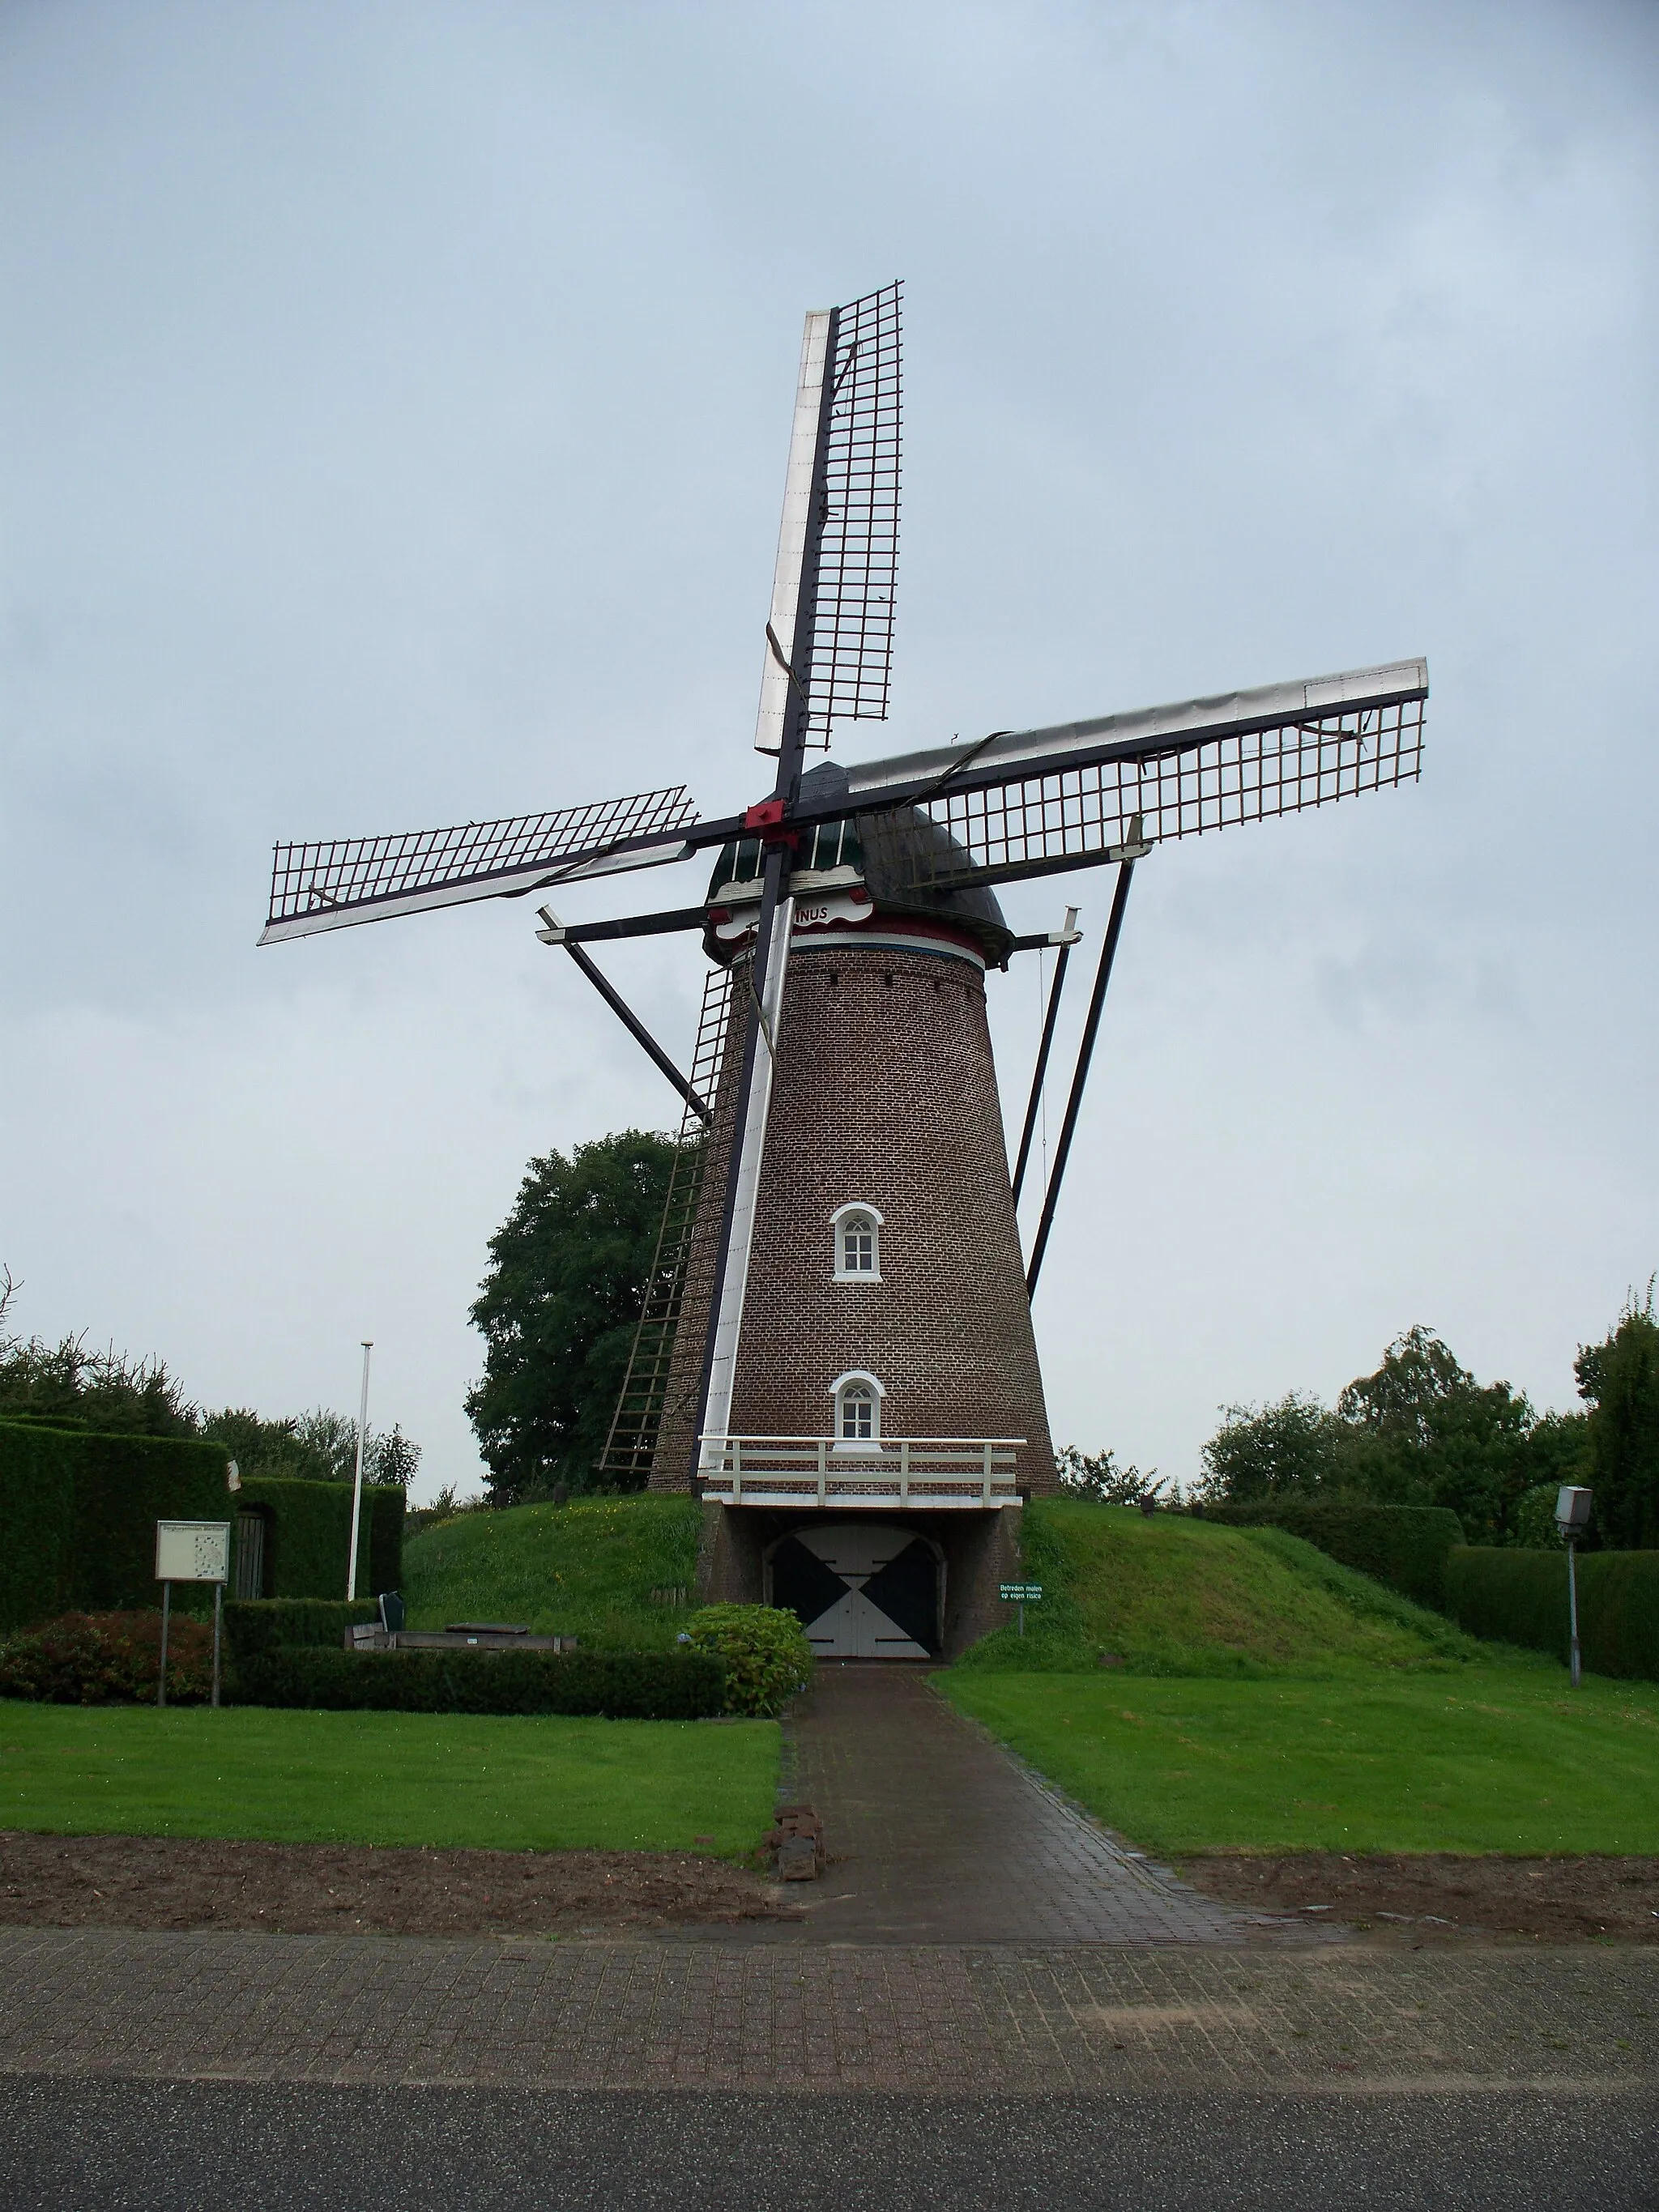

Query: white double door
[787,1522,934,1660]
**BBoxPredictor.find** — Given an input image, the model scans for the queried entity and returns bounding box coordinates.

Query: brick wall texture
[650,926,1058,1497]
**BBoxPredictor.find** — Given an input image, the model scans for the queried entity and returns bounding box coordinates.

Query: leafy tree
[0,1273,198,1438]
[465,1130,677,1503]
[1055,1445,1160,1504]
[1200,1391,1350,1500]
[1575,1285,1659,1549]
[1335,1326,1534,1542]
[203,1407,420,1488]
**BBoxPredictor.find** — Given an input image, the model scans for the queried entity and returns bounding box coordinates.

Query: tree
[1199,1391,1350,1501]
[0,1280,198,1438]
[1336,1326,1534,1541]
[465,1130,678,1503]
[1575,1285,1659,1549]
[1055,1445,1159,1504]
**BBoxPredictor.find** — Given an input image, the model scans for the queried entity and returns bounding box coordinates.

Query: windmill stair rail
[697,1434,1025,1509]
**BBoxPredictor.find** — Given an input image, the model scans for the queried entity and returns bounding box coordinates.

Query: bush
[683,1604,812,1716]
[1444,1547,1659,1681]
[1202,1499,1464,1608]
[224,1599,378,1662]
[234,1645,726,1719]
[0,1609,213,1704]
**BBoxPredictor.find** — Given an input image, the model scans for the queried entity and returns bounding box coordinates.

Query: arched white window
[830,1370,885,1448]
[831,1202,884,1281]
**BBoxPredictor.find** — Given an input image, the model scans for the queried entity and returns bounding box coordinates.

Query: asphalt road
[2,2081,1655,2212]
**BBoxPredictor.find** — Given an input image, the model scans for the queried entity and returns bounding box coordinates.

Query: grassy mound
[402,1494,701,1651]
[956,1499,1473,1676]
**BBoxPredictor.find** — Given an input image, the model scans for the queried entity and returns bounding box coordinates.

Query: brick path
[0,1928,1654,2091]
[697,1662,1303,1946]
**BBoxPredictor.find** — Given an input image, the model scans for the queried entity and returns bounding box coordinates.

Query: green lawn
[940,1661,1659,1856]
[403,1494,701,1649]
[0,1703,778,1853]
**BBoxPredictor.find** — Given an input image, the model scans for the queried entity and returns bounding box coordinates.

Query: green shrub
[0,1609,213,1705]
[683,1604,812,1716]
[1202,1499,1464,1607]
[234,1645,725,1720]
[1444,1547,1659,1681]
[224,1599,378,1662]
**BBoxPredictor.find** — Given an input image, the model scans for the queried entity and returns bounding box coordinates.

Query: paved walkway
[700,1663,1303,1946]
[0,1927,1654,2092]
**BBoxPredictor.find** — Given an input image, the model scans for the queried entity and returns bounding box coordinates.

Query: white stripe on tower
[699,898,795,1463]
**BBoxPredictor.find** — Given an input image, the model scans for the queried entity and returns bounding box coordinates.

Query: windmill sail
[260,785,699,943]
[753,281,902,757]
[833,659,1427,893]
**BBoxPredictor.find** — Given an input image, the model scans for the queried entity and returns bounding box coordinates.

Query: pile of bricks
[765,1804,825,1881]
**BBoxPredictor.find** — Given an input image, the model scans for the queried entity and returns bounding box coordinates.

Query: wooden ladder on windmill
[595,965,736,1484]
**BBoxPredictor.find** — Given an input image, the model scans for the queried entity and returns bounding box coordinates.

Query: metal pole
[347,1340,373,1601]
[559,940,711,1124]
[1567,1539,1582,1689]
[1026,858,1138,1296]
[211,1582,224,1709]
[1012,923,1077,1206]
[1018,1600,1026,1640]
[157,1582,170,1708]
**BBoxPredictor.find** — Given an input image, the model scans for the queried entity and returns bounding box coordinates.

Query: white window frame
[829,1370,885,1450]
[831,1201,884,1283]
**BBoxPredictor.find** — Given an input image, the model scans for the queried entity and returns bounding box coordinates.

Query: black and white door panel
[768,1522,942,1658]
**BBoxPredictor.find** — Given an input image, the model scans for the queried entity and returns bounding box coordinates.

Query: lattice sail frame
[262,785,697,940]
[874,696,1425,891]
[804,280,902,745]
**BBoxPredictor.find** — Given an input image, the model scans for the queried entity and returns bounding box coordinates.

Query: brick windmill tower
[259,282,1428,1658]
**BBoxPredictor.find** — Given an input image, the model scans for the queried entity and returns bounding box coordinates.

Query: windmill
[261,281,1427,1658]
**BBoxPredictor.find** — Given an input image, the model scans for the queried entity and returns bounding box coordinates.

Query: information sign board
[999,1583,1043,1602]
[155,1521,232,1584]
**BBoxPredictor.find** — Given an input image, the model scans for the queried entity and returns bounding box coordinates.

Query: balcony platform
[697,1434,1024,1511]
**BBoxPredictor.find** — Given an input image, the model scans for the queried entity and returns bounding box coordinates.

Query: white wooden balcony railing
[697,1434,1025,1509]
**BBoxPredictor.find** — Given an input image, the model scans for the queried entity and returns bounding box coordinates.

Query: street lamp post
[1555,1485,1593,1690]
[347,1340,373,1601]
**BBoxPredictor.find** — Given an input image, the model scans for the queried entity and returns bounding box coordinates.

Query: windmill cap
[705,760,1015,965]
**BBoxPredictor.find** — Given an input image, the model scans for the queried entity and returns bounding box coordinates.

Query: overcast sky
[3,0,1655,1502]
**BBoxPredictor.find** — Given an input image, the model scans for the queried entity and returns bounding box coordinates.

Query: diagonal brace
[1025,859,1139,1296]
[538,912,710,1125]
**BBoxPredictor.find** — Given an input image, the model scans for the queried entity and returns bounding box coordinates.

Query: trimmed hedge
[1444,1546,1659,1681]
[224,1599,379,1662]
[0,1420,403,1630]
[234,1646,727,1720]
[1203,1500,1465,1608]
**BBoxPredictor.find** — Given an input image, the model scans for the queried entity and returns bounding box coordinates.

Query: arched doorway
[767,1522,943,1658]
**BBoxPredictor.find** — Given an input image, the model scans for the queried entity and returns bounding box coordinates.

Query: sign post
[999,1581,1043,1638]
[155,1521,232,1707]
[348,1340,373,1601]
[1555,1485,1593,1690]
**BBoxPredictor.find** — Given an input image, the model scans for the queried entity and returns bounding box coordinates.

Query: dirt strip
[0,1832,800,1937]
[1183,1853,1659,1943]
